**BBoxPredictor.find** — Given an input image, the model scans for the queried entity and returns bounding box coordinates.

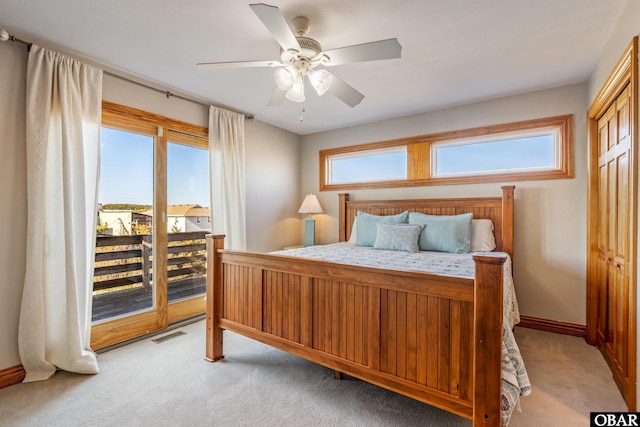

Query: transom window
[320,114,572,190]
[328,146,407,184]
[432,129,559,177]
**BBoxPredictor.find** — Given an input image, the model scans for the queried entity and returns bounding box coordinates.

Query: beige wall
[0,45,301,372]
[301,83,589,326]
[587,0,640,409]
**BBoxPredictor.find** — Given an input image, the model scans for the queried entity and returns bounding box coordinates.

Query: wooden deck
[92,231,208,322]
[92,275,206,322]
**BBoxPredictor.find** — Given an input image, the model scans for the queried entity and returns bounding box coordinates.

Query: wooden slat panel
[426,296,439,389]
[276,272,283,337]
[282,273,290,339]
[354,284,364,364]
[347,283,356,362]
[387,290,397,376]
[417,294,428,385]
[397,291,407,379]
[368,287,381,371]
[262,270,269,333]
[93,275,143,291]
[438,299,451,393]
[323,281,332,353]
[312,281,322,351]
[340,282,348,359]
[331,281,340,355]
[301,277,312,347]
[253,268,263,330]
[380,289,388,373]
[95,249,142,262]
[459,301,474,401]
[406,293,418,383]
[450,301,461,397]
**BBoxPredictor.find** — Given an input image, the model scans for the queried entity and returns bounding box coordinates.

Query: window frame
[319,114,573,191]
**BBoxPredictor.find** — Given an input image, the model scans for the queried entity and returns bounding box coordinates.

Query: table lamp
[298,194,323,246]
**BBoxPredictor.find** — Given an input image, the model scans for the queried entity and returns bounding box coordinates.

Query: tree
[131,223,152,235]
[101,203,151,213]
[96,221,109,235]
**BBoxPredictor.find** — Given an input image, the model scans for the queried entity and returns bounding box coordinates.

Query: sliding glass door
[93,127,155,322]
[91,102,208,349]
[165,135,209,322]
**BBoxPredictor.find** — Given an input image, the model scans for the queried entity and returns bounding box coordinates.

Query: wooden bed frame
[205,185,515,426]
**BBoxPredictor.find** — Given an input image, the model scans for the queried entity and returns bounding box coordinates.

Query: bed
[205,185,529,426]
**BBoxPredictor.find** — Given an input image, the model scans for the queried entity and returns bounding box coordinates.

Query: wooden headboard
[338,186,515,259]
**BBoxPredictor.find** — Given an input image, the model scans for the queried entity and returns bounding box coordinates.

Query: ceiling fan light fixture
[308,69,333,96]
[274,67,295,91]
[285,74,305,102]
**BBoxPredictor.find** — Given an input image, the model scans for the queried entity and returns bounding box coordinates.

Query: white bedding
[272,242,530,425]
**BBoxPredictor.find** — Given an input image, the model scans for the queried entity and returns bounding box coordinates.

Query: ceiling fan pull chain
[299,105,306,122]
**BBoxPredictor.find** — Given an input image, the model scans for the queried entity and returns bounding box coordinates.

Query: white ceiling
[0,0,627,135]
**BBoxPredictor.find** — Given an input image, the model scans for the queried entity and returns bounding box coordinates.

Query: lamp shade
[298,194,323,214]
[308,69,333,96]
[285,74,305,103]
[274,67,295,91]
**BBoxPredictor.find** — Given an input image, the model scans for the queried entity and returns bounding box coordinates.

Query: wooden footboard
[206,235,506,426]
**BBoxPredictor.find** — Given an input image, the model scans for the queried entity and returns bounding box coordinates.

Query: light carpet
[0,322,627,426]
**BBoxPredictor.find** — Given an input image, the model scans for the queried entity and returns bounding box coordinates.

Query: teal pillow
[356,211,409,247]
[408,212,473,253]
[373,223,423,252]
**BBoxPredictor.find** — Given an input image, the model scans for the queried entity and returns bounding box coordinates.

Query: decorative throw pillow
[373,223,423,252]
[470,219,496,252]
[408,212,473,253]
[356,211,409,247]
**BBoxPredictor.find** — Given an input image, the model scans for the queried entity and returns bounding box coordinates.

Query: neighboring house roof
[186,207,211,217]
[140,204,210,217]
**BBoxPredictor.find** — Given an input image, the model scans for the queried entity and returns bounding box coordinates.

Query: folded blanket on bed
[501,322,531,425]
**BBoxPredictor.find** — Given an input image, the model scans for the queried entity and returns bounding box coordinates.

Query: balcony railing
[92,231,208,322]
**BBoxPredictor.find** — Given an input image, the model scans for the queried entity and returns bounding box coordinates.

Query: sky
[99,127,210,207]
[435,135,555,175]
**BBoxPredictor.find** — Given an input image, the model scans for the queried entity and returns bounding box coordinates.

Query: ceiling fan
[197,3,402,108]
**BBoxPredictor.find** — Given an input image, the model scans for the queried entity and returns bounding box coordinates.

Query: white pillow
[348,217,357,243]
[470,219,496,252]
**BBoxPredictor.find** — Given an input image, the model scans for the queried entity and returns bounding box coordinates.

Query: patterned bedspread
[272,243,531,425]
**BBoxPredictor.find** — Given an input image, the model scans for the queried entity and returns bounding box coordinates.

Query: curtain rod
[0,28,255,120]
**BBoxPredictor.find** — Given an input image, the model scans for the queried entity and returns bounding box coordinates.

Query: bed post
[500,186,515,261]
[472,253,506,427]
[338,193,349,242]
[205,234,225,362]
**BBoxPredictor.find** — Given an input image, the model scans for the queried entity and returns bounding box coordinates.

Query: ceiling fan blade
[323,38,402,66]
[267,88,286,106]
[197,60,280,70]
[250,3,301,53]
[326,72,364,108]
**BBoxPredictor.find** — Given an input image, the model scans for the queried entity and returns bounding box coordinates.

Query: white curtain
[208,106,247,250]
[19,45,103,382]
